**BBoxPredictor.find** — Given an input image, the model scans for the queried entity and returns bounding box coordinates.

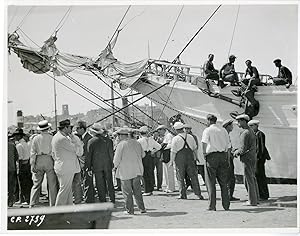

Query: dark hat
[222,119,234,128]
[229,55,236,59]
[273,58,281,63]
[207,114,217,121]
[58,119,71,128]
[245,59,252,64]
[13,128,25,136]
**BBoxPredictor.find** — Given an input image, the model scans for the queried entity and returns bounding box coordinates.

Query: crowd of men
[8,112,271,213]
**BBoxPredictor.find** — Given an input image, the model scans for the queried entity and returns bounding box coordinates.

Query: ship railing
[147,59,273,85]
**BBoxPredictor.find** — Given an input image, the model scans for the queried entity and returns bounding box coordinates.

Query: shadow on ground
[229,207,285,213]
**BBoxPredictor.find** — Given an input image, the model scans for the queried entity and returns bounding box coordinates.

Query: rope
[16,6,34,30]
[8,6,19,31]
[52,6,72,36]
[174,5,222,61]
[119,8,146,31]
[159,5,184,60]
[17,28,41,48]
[227,5,240,57]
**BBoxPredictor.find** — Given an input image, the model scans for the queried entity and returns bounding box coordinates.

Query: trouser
[223,73,239,84]
[82,169,95,203]
[30,155,58,207]
[142,154,155,193]
[205,72,219,81]
[255,158,269,200]
[175,154,201,198]
[227,155,236,198]
[55,172,76,206]
[196,164,206,183]
[163,163,175,191]
[8,171,17,205]
[19,161,33,203]
[94,169,115,203]
[121,176,146,214]
[205,152,230,210]
[243,157,259,205]
[153,157,163,189]
[72,172,83,204]
[273,77,289,85]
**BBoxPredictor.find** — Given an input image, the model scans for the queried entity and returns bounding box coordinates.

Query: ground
[109,184,298,230]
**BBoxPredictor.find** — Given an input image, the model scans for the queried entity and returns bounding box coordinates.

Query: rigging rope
[17,28,41,48]
[119,8,146,31]
[8,6,19,31]
[159,5,184,60]
[16,6,35,30]
[227,5,240,57]
[52,6,72,36]
[174,4,222,62]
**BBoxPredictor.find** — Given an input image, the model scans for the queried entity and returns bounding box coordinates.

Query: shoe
[156,187,162,191]
[196,195,205,200]
[124,211,134,215]
[140,210,147,214]
[219,81,227,89]
[21,201,28,205]
[8,202,13,207]
[230,197,240,201]
[243,201,257,206]
[231,90,241,97]
[177,196,187,199]
[165,189,174,193]
[207,208,216,211]
[142,192,153,196]
[114,187,121,191]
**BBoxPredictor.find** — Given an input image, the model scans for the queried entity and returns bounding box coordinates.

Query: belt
[37,153,51,157]
[19,159,29,164]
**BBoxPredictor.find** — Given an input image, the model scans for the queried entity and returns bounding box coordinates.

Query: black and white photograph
[2,0,299,233]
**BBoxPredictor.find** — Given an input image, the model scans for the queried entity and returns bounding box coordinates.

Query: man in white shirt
[138,126,161,196]
[29,120,58,207]
[170,122,204,200]
[14,128,32,204]
[157,125,176,193]
[201,114,231,211]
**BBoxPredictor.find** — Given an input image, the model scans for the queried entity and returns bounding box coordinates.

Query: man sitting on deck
[272,59,293,88]
[203,54,226,89]
[219,55,239,86]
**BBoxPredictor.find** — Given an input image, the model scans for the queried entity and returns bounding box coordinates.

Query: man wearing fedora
[156,125,176,193]
[248,119,270,201]
[170,122,203,200]
[233,114,259,206]
[52,119,82,206]
[74,120,95,203]
[113,128,146,214]
[14,128,32,205]
[138,126,161,196]
[86,123,115,203]
[201,115,230,210]
[29,120,58,207]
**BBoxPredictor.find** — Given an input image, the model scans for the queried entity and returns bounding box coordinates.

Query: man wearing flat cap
[233,115,259,206]
[170,122,204,200]
[222,119,239,201]
[201,114,231,211]
[29,120,58,207]
[138,126,161,196]
[219,55,239,86]
[272,59,292,88]
[14,128,32,205]
[248,120,270,200]
[52,119,83,206]
[86,123,115,203]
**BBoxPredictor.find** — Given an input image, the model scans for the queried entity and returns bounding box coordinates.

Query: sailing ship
[7,5,297,181]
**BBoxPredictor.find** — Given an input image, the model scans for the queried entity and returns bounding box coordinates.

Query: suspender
[179,135,192,151]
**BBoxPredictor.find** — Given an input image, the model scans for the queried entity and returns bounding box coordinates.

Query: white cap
[139,126,148,133]
[173,122,184,130]
[235,114,250,121]
[248,120,260,126]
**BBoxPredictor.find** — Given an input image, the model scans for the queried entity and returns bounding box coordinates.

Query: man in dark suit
[86,123,115,203]
[75,120,95,203]
[248,120,270,200]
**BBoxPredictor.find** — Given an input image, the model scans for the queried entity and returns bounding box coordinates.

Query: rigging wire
[17,28,41,48]
[119,8,146,31]
[159,5,184,60]
[16,6,35,30]
[52,6,72,36]
[102,5,131,53]
[8,6,19,31]
[174,4,222,62]
[227,5,240,57]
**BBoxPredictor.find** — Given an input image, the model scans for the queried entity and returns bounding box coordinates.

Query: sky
[5,2,298,126]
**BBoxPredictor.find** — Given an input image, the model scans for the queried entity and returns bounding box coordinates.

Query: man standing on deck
[222,119,239,201]
[272,59,293,88]
[203,54,226,89]
[248,119,270,201]
[170,122,204,200]
[29,120,58,207]
[233,114,259,206]
[201,114,230,211]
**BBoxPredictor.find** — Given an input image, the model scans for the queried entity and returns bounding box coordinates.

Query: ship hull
[121,75,297,179]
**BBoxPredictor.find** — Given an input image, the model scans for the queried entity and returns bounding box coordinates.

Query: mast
[53,77,58,131]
